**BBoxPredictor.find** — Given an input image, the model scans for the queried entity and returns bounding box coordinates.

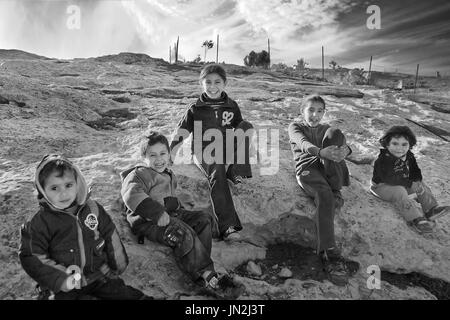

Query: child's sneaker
[200,272,244,299]
[202,271,220,290]
[222,226,241,241]
[408,217,434,234]
[320,248,360,286]
[425,206,450,221]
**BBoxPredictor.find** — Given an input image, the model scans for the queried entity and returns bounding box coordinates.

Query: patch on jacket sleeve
[301,170,310,176]
[84,214,99,231]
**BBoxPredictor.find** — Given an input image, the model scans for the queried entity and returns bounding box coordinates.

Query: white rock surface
[246,261,263,276]
[278,268,293,279]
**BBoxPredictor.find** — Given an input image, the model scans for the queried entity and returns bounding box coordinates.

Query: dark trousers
[296,128,350,252]
[54,277,146,300]
[136,209,215,282]
[194,121,253,235]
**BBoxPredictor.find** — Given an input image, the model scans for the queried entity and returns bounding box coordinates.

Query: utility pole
[268,38,271,69]
[216,34,219,64]
[322,46,324,80]
[175,36,179,63]
[368,55,372,85]
[414,64,420,94]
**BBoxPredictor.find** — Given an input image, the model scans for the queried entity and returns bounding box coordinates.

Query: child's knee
[235,120,253,131]
[390,187,410,201]
[323,128,345,147]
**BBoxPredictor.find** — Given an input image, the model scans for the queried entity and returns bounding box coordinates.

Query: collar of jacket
[120,165,175,181]
[197,92,229,106]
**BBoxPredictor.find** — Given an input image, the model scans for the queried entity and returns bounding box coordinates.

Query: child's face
[303,101,325,127]
[387,136,410,158]
[43,170,77,209]
[201,73,226,100]
[145,142,170,173]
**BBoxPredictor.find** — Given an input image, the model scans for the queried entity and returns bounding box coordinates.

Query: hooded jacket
[169,92,244,159]
[120,165,179,232]
[372,149,422,188]
[19,154,128,293]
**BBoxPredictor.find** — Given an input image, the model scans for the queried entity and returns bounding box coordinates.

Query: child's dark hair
[199,64,227,83]
[301,94,325,112]
[379,125,417,149]
[39,160,77,188]
[140,131,170,157]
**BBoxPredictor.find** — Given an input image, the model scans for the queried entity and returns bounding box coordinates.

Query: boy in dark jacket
[288,95,358,283]
[170,64,254,241]
[370,126,449,233]
[19,154,149,300]
[121,131,237,296]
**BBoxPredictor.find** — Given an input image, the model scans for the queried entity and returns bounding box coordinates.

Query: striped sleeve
[18,216,68,293]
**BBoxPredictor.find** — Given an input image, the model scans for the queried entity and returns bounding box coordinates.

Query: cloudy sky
[0,0,449,75]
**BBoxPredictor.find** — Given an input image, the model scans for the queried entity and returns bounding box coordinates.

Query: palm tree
[202,40,214,62]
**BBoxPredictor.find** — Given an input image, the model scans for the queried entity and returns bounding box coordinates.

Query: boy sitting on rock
[288,94,359,284]
[120,131,237,297]
[19,154,149,300]
[370,125,449,234]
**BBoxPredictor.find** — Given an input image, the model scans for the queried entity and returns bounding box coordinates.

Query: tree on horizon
[202,40,214,62]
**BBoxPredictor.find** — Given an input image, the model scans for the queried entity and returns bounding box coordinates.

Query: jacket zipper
[55,205,88,286]
[75,208,87,286]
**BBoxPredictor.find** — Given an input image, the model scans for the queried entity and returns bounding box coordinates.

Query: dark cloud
[330,0,450,74]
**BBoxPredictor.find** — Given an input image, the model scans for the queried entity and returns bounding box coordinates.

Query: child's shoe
[320,247,359,286]
[201,272,244,299]
[408,217,434,234]
[222,226,241,241]
[425,206,450,221]
[202,271,220,290]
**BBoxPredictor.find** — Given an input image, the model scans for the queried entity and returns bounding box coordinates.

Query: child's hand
[157,211,171,227]
[320,146,342,162]
[60,273,80,292]
[336,145,350,161]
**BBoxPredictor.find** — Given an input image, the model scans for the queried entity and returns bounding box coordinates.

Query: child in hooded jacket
[121,132,234,294]
[19,154,149,300]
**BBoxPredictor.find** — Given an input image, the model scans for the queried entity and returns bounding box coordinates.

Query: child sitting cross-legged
[370,125,450,234]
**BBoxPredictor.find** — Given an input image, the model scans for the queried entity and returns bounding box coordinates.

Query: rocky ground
[1,51,449,300]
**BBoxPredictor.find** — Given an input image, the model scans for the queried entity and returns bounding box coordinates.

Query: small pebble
[278,267,293,278]
[246,261,262,276]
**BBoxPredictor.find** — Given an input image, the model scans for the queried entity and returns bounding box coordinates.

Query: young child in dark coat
[170,64,254,241]
[370,125,449,233]
[19,154,149,300]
